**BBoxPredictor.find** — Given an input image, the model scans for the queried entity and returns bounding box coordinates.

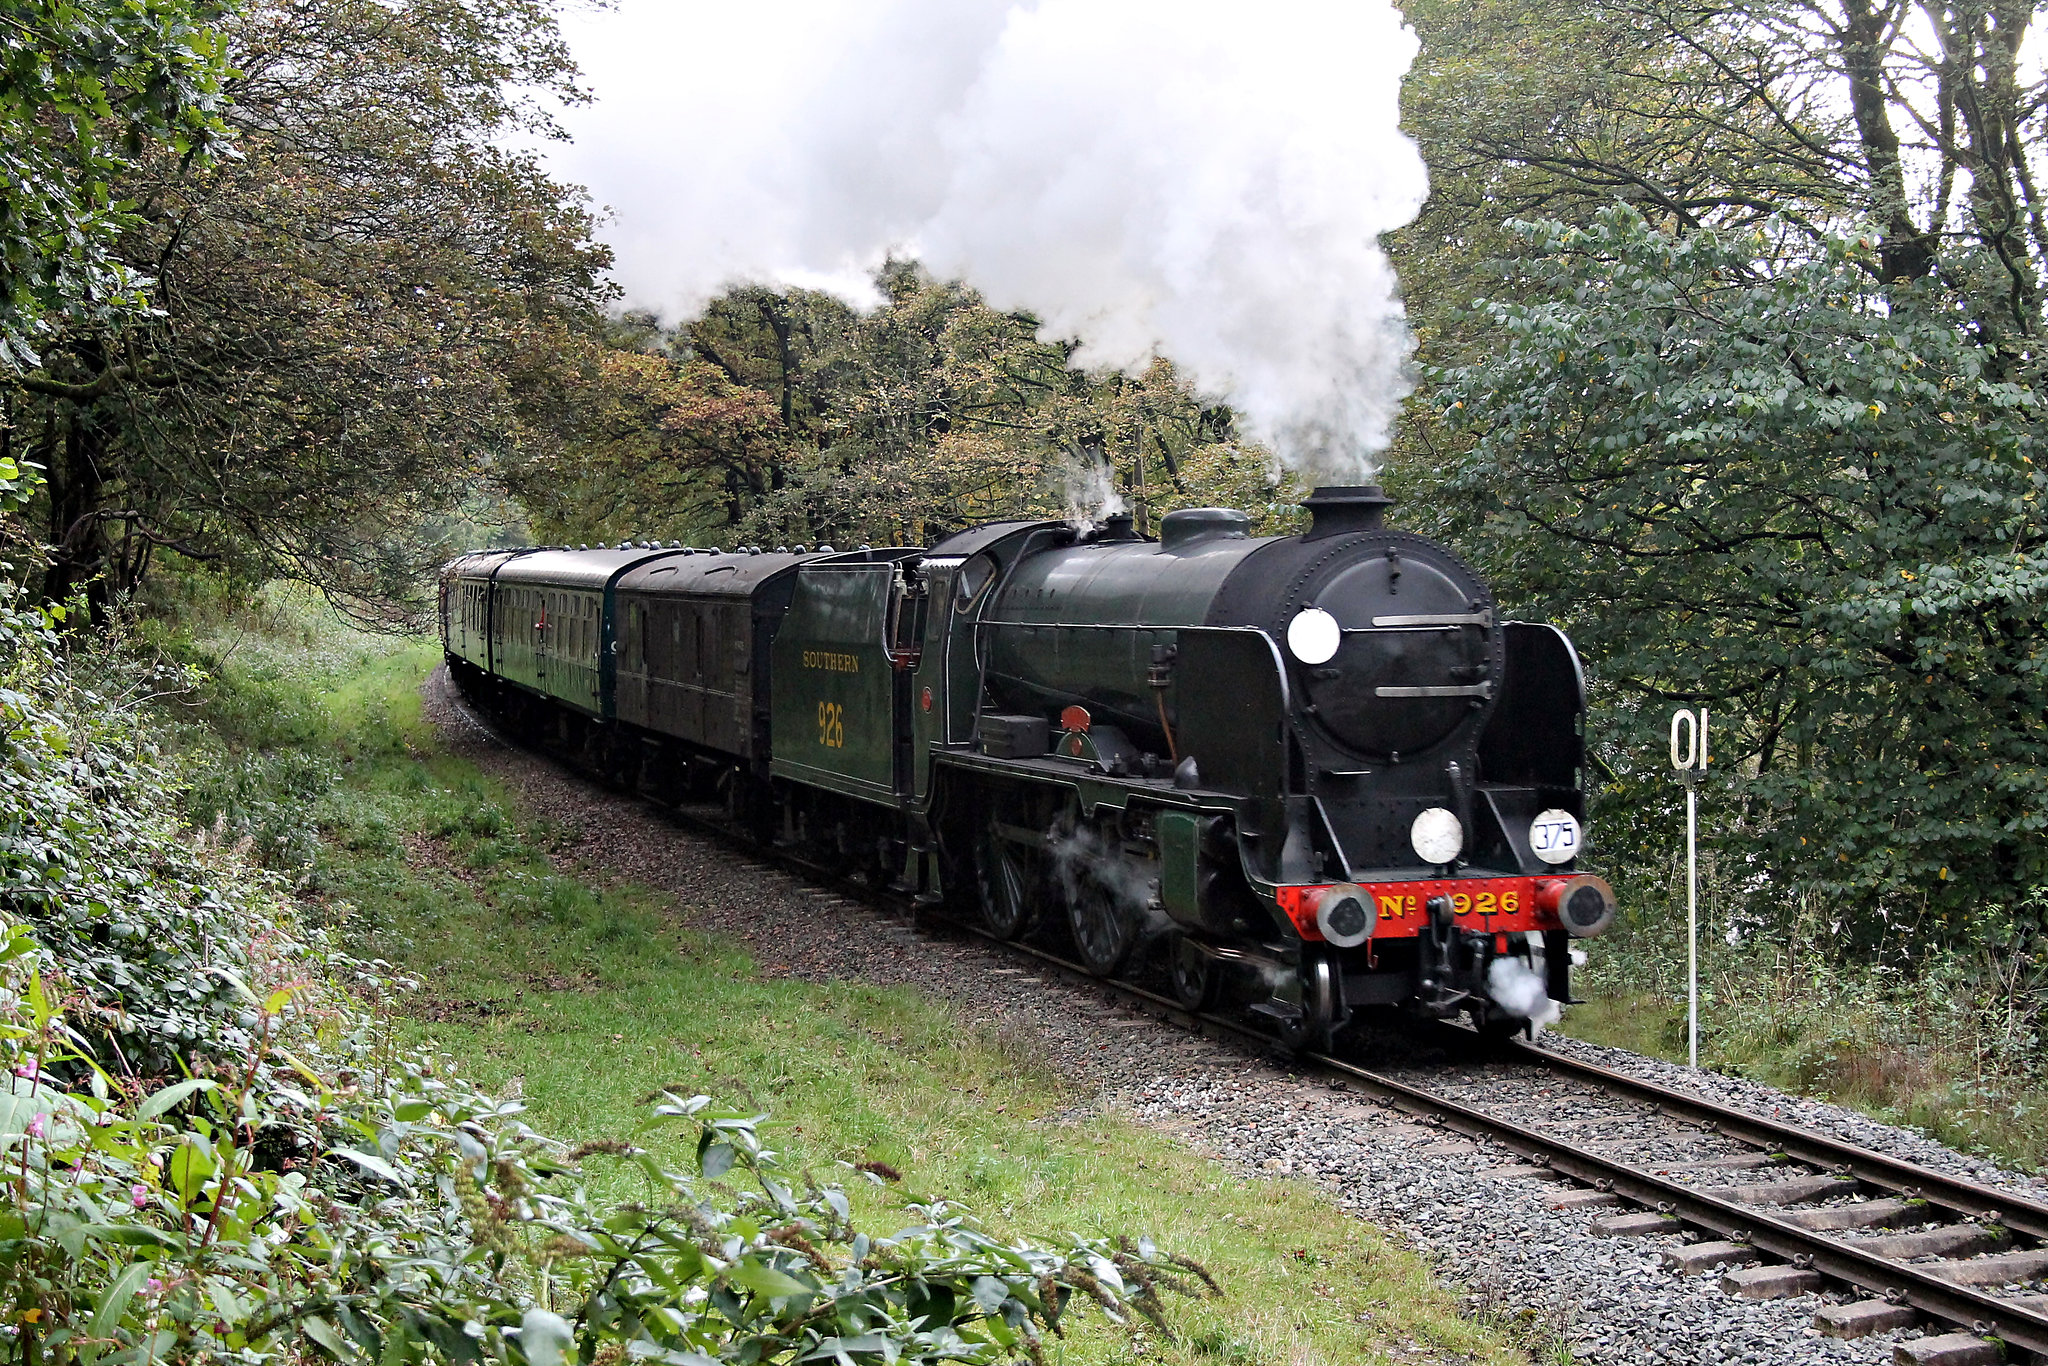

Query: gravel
[419,666,2033,1365]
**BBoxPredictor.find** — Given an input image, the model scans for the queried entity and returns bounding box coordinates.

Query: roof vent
[1159,507,1250,550]
[1301,485,1395,540]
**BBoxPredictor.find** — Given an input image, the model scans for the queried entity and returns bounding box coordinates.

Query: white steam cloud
[1049,824,1170,937]
[549,0,1430,475]
[1059,455,1126,533]
[1487,958,1561,1032]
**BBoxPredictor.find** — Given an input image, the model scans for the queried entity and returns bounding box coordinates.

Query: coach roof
[615,550,818,598]
[492,547,682,591]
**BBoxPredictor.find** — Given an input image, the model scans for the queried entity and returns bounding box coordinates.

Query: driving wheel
[973,823,1040,940]
[1065,871,1138,977]
[1277,952,1340,1051]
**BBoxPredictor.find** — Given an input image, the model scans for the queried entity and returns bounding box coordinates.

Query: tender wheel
[1277,952,1339,1051]
[1168,933,1217,1011]
[1065,873,1138,977]
[973,825,1039,940]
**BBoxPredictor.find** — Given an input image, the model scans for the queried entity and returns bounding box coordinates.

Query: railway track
[930,904,2048,1364]
[449,678,2048,1366]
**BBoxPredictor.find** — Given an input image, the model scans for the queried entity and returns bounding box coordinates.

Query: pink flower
[131,1184,149,1208]
[12,1063,40,1083]
[26,1114,45,1140]
[146,1279,163,1296]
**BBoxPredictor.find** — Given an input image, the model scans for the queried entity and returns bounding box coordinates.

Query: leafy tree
[516,267,1293,551]
[1436,207,2048,945]
[0,0,231,367]
[1390,0,2048,487]
[5,0,614,624]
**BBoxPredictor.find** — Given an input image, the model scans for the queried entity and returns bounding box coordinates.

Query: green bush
[0,464,1212,1360]
[0,914,1211,1363]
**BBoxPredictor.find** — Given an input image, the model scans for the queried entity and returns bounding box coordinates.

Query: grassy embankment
[147,584,1544,1366]
[1560,906,2048,1171]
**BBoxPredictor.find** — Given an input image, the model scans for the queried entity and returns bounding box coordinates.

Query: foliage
[1435,205,2048,942]
[1389,0,2048,494]
[0,0,230,367]
[511,268,1300,551]
[0,478,1208,1357]
[5,0,615,624]
[2,936,1206,1366]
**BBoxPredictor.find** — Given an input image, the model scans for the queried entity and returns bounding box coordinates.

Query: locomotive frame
[440,486,1615,1048]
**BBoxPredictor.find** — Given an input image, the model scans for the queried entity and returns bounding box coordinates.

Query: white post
[1670,709,1707,1069]
[1686,771,1698,1069]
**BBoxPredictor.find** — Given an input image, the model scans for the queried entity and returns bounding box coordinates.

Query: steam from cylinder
[548,0,1431,476]
[1486,958,1561,1030]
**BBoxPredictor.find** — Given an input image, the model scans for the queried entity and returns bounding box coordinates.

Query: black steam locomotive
[440,486,1614,1046]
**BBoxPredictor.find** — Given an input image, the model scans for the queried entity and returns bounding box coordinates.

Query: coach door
[532,590,550,690]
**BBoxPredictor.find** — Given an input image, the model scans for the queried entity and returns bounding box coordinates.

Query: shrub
[0,918,1212,1363]
[0,460,1213,1359]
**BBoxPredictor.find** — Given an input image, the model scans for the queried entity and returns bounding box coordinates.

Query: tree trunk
[1838,0,1935,283]
[35,341,118,622]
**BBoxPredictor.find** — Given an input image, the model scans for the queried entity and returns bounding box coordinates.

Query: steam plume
[1059,455,1126,532]
[550,0,1430,475]
[1486,958,1561,1032]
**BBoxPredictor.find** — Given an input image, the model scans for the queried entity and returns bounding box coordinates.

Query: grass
[142,582,1547,1366]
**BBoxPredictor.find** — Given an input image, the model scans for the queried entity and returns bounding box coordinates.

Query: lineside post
[1670,708,1708,1069]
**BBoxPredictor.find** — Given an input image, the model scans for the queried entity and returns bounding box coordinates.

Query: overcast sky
[537,0,1430,472]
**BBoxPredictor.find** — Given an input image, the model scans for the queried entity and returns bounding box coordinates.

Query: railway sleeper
[1850,1224,2010,1261]
[1892,1333,2005,1366]
[1927,1246,2048,1287]
[1696,1174,1858,1206]
[1780,1199,1928,1231]
[1662,1240,1759,1274]
[1722,1263,1826,1300]
[1816,1299,1921,1339]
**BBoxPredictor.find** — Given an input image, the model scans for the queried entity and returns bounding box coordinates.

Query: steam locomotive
[440,486,1614,1047]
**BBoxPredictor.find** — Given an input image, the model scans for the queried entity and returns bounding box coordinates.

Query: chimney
[1093,511,1141,542]
[1301,484,1395,540]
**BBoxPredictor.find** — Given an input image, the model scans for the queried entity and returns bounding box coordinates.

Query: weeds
[1570,878,2048,1170]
